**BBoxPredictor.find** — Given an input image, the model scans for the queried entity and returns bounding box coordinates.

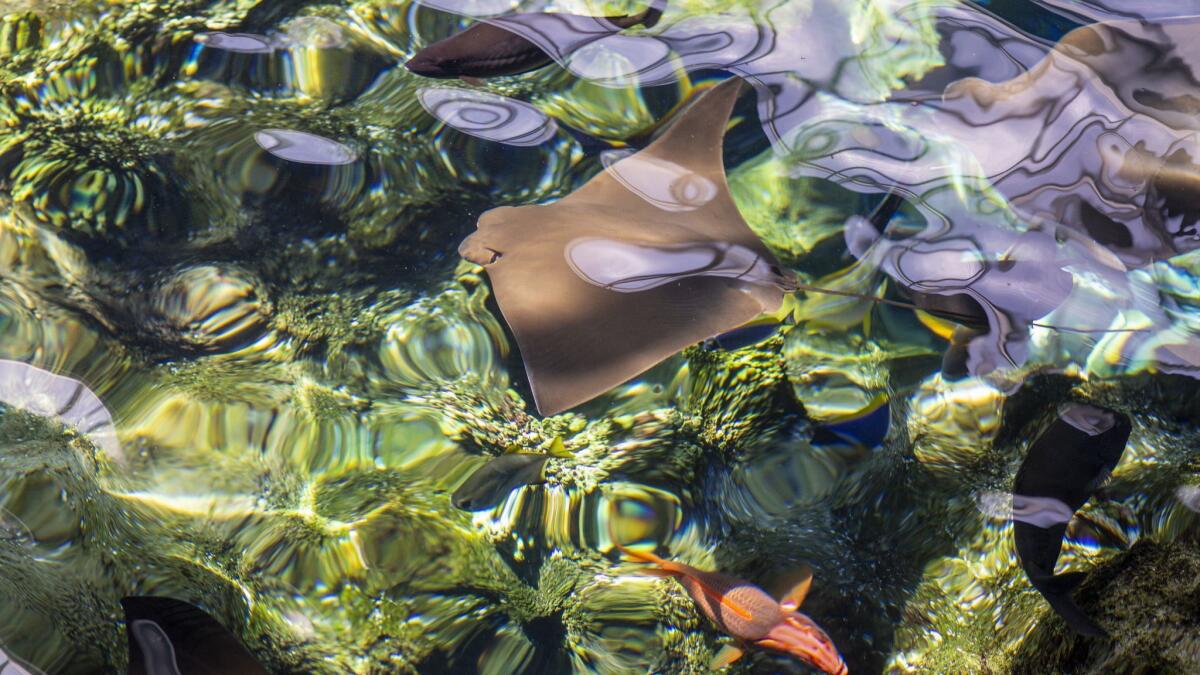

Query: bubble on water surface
[194,32,277,53]
[417,87,558,147]
[279,16,347,50]
[0,360,122,463]
[253,129,358,166]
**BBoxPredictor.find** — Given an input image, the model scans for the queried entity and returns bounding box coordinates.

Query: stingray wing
[468,207,769,415]
[460,75,786,415]
[562,77,770,252]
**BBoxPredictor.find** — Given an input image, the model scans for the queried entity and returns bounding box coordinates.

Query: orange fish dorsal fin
[775,566,814,611]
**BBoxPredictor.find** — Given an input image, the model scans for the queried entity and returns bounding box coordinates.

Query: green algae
[1011,540,1200,674]
[0,1,1198,673]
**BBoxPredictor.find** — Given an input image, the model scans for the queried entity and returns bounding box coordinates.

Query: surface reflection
[196,17,348,54]
[417,86,559,146]
[252,129,358,166]
[5,0,1200,672]
[565,238,779,292]
[0,360,122,464]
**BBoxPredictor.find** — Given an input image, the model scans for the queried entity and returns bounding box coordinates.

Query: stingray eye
[485,248,501,264]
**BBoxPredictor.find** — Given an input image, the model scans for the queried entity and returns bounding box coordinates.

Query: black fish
[405,7,663,80]
[452,454,550,511]
[1011,403,1131,637]
[121,596,268,675]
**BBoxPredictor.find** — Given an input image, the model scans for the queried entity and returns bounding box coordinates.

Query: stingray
[459,77,796,415]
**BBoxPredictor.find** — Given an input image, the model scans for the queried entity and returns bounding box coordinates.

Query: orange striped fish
[618,544,848,674]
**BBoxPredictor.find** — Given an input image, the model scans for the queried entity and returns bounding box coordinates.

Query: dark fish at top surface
[452,453,550,511]
[121,596,268,675]
[1011,403,1131,637]
[405,6,663,80]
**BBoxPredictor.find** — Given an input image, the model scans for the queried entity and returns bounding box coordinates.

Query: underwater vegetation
[1,0,1199,673]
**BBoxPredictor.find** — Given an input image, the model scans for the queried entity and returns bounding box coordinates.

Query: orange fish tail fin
[612,539,672,567]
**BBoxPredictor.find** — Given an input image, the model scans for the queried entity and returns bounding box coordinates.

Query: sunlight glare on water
[1,0,1200,673]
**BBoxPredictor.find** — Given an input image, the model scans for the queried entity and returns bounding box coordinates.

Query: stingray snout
[459,235,501,265]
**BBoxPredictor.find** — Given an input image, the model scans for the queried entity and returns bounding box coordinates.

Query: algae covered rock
[1011,540,1200,674]
[2,0,1200,674]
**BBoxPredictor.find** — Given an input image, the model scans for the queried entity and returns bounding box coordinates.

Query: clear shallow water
[1,0,1199,673]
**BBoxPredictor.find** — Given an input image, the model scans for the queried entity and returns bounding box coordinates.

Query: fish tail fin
[609,531,680,577]
[638,567,679,578]
[1042,571,1087,594]
[612,539,671,567]
[613,540,684,578]
[1039,573,1108,638]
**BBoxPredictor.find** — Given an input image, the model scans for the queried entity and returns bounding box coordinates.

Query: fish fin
[639,568,679,578]
[688,578,755,622]
[612,540,673,567]
[777,567,813,611]
[1040,582,1108,638]
[459,76,486,87]
[1043,571,1087,594]
[754,638,789,653]
[915,309,958,341]
[616,545,756,623]
[121,597,268,674]
[708,644,745,670]
[547,436,571,458]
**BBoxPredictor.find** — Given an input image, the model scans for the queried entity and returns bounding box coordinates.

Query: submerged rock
[1,1,1200,673]
[1011,540,1200,673]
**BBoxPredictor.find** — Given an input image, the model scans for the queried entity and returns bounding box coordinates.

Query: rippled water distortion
[1,0,1199,673]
